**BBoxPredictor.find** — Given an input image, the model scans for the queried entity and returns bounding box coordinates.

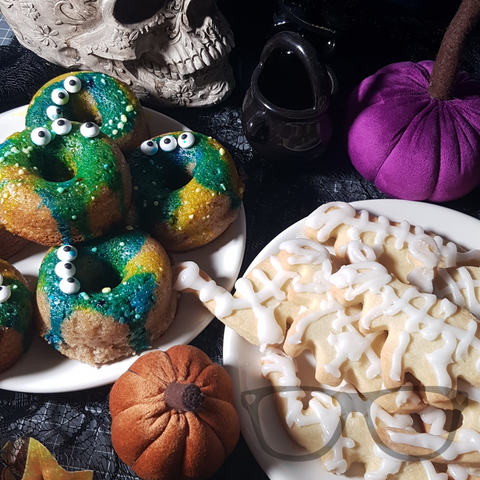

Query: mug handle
[244,111,268,143]
[256,31,333,110]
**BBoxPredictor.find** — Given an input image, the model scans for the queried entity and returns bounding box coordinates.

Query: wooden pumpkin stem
[428,0,480,100]
[164,382,205,412]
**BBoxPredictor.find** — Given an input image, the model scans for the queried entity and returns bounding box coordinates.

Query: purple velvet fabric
[346,60,480,202]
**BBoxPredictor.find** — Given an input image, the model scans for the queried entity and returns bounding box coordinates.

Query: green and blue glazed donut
[35,229,177,365]
[25,71,149,154]
[127,131,244,252]
[0,120,132,246]
[0,258,33,374]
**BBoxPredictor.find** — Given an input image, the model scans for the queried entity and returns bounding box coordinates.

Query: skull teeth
[201,49,212,67]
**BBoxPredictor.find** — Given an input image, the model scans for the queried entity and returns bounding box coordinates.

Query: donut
[127,131,244,252]
[0,226,28,259]
[25,71,149,154]
[0,120,132,246]
[35,229,178,365]
[0,258,34,374]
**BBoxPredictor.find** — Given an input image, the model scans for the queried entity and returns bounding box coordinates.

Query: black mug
[242,31,334,162]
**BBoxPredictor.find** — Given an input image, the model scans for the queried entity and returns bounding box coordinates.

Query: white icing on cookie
[305,202,480,293]
[174,258,297,346]
[330,261,480,388]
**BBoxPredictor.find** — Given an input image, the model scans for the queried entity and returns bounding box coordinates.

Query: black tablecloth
[2,1,480,479]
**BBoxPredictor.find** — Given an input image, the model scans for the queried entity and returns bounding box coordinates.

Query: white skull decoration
[0,0,235,107]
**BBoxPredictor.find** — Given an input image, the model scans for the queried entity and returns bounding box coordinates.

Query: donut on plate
[0,226,28,259]
[35,229,178,365]
[0,258,33,374]
[0,119,132,246]
[25,71,149,154]
[127,131,244,252]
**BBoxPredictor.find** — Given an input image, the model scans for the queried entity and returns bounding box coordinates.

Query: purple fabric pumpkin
[346,60,480,202]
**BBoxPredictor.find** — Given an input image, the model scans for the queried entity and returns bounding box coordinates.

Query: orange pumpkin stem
[428,0,480,100]
[164,382,205,412]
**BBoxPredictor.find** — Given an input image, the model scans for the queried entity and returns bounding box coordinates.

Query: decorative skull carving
[0,0,235,107]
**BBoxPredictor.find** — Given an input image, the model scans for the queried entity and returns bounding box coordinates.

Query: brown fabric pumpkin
[109,345,240,480]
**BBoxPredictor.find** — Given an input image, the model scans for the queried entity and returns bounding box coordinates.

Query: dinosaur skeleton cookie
[330,260,480,405]
[174,256,302,348]
[304,201,480,294]
[260,348,471,479]
[174,201,480,479]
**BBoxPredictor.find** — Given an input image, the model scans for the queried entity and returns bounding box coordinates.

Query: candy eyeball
[140,140,159,156]
[0,285,11,303]
[178,132,195,149]
[64,76,82,93]
[47,105,64,121]
[31,127,52,146]
[159,135,177,152]
[51,88,69,106]
[52,118,72,136]
[57,245,78,261]
[80,122,100,138]
[59,277,81,294]
[55,261,76,278]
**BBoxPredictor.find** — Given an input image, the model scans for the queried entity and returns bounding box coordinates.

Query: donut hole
[34,151,75,182]
[151,159,192,192]
[166,169,192,192]
[74,255,122,293]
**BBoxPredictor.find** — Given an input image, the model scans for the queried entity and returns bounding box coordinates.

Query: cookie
[330,259,480,405]
[260,347,451,479]
[174,256,302,348]
[304,201,480,294]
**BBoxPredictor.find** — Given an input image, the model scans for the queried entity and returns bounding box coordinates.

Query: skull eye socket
[113,0,167,25]
[159,135,177,152]
[52,118,73,136]
[51,88,69,106]
[31,127,52,146]
[141,140,159,156]
[47,106,64,121]
[178,132,195,149]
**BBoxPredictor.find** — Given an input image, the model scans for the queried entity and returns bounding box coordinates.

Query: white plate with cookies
[224,199,480,480]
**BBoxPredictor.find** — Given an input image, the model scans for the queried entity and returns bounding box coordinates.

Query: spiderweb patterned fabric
[2,1,480,479]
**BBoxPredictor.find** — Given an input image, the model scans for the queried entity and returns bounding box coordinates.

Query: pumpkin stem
[164,382,205,412]
[428,0,480,100]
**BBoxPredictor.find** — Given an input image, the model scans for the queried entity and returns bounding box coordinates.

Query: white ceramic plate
[223,199,480,480]
[0,105,247,393]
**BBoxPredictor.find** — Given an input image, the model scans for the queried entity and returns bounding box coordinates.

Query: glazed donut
[127,131,244,252]
[35,229,178,365]
[25,71,149,154]
[0,258,33,374]
[0,120,131,246]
